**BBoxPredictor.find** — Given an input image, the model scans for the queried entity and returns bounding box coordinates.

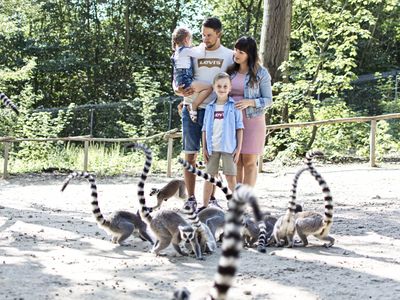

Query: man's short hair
[202,17,222,33]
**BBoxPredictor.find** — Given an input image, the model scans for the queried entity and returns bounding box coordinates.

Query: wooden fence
[0,130,177,178]
[163,113,400,176]
[1,113,400,178]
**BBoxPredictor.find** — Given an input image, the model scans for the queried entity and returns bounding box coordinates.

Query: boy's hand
[233,148,241,164]
[202,148,209,164]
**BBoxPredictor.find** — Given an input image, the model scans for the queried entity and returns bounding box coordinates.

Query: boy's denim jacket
[202,96,244,155]
[231,66,273,118]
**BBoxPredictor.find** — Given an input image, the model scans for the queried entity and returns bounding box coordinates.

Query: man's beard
[206,42,217,49]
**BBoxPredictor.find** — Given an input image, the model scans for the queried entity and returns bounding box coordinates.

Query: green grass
[1,142,177,176]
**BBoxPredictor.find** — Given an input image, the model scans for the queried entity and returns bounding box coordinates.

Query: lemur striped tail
[304,150,333,225]
[182,201,202,230]
[195,161,206,169]
[256,222,267,253]
[0,92,19,115]
[179,158,268,255]
[178,158,232,202]
[257,165,308,253]
[126,143,153,224]
[179,158,228,231]
[209,184,263,300]
[61,171,111,228]
[173,184,263,300]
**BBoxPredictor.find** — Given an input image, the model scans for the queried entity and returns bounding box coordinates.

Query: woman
[227,36,273,186]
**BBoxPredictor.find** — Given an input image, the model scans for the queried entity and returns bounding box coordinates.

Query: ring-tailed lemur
[198,207,225,242]
[196,161,225,184]
[257,204,303,252]
[266,164,310,248]
[178,158,233,203]
[148,179,187,210]
[179,157,269,252]
[1,92,19,115]
[127,143,203,259]
[181,200,217,254]
[294,150,335,247]
[242,213,277,249]
[61,171,154,245]
[179,158,235,254]
[173,184,264,300]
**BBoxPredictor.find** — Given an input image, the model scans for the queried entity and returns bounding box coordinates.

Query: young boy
[198,72,244,212]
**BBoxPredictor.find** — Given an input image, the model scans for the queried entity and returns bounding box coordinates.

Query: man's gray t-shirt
[184,45,233,109]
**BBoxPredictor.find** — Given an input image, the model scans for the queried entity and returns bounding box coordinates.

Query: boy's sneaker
[186,195,197,211]
[209,196,224,210]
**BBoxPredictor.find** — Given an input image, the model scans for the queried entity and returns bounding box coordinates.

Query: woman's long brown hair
[227,36,261,87]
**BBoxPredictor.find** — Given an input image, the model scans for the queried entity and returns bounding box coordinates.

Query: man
[175,17,233,210]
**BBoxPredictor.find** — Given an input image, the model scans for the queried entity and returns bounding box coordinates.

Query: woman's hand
[235,99,254,111]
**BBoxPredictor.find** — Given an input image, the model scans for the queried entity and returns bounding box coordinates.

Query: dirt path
[1,162,400,299]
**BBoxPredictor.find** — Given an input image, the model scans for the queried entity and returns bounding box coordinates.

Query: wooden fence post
[258,155,263,173]
[370,120,377,167]
[166,137,174,178]
[3,142,10,179]
[83,140,89,171]
[3,142,11,179]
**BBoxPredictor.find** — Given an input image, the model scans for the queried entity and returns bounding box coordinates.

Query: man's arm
[174,84,195,97]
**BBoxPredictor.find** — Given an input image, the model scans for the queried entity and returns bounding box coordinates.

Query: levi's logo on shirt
[214,111,224,120]
[198,58,224,68]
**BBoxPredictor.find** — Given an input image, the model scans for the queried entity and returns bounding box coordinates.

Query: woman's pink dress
[230,73,266,155]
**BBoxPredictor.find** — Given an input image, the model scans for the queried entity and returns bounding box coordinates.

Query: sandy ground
[1,161,400,300]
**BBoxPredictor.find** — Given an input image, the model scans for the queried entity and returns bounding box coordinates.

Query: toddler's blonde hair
[171,27,191,51]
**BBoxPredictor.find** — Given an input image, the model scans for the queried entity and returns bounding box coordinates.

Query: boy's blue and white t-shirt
[212,104,224,152]
[202,97,244,155]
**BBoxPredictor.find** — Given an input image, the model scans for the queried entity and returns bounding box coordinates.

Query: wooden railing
[164,113,400,176]
[1,113,400,178]
[0,130,178,178]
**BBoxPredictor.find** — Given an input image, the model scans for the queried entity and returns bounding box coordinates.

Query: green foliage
[312,100,369,159]
[4,142,169,176]
[0,0,212,108]
[208,0,263,45]
[265,98,400,163]
[265,0,400,160]
[1,0,399,170]
[117,67,170,157]
[0,55,74,163]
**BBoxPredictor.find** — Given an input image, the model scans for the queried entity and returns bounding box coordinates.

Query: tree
[260,0,292,84]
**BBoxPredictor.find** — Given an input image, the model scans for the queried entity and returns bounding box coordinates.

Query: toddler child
[171,27,212,121]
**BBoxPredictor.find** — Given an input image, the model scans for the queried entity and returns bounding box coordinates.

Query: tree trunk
[124,0,130,56]
[260,0,292,151]
[253,0,263,38]
[170,0,181,33]
[260,0,292,84]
